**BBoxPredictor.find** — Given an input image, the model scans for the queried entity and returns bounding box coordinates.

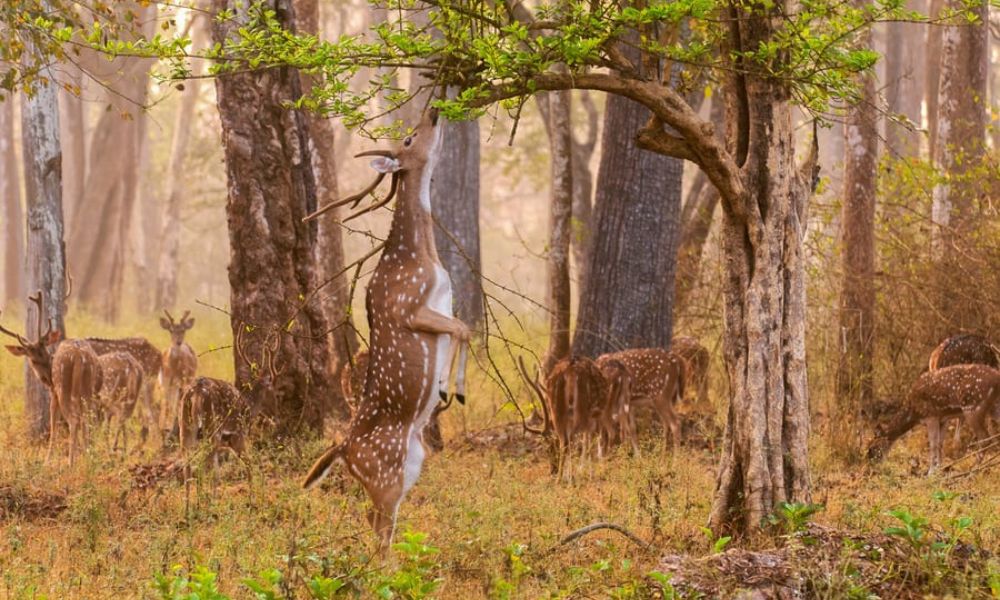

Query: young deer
[302,109,470,547]
[867,364,1000,473]
[86,337,161,444]
[927,333,999,447]
[595,348,685,452]
[671,336,710,407]
[598,357,639,455]
[160,310,198,439]
[96,351,144,453]
[2,293,102,464]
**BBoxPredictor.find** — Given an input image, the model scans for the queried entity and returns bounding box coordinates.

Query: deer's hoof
[455,393,466,405]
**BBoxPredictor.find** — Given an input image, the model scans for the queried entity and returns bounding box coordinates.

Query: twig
[556,522,655,552]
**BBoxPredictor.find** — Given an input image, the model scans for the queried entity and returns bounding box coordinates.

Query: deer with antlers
[2,292,102,464]
[867,364,1000,474]
[160,310,198,440]
[595,348,685,452]
[301,109,470,547]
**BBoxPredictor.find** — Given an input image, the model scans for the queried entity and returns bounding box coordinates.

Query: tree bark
[20,81,68,438]
[58,69,85,236]
[156,11,208,311]
[1,99,24,303]
[883,0,925,156]
[833,22,878,458]
[212,0,337,429]
[571,92,684,358]
[926,0,945,160]
[431,118,483,329]
[544,87,574,372]
[295,0,355,417]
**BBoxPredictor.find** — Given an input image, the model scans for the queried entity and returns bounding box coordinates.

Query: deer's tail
[303,443,346,490]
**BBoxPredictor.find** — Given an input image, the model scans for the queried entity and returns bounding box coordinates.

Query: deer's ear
[45,330,62,345]
[184,318,195,329]
[369,157,400,174]
[160,317,170,329]
[5,345,26,356]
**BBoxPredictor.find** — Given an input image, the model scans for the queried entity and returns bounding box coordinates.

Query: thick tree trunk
[67,8,154,319]
[295,0,355,418]
[930,0,988,331]
[213,0,336,429]
[883,0,925,156]
[1,99,24,303]
[544,87,574,371]
[571,92,684,358]
[709,20,813,531]
[431,118,483,329]
[20,82,68,438]
[156,12,208,310]
[834,31,878,457]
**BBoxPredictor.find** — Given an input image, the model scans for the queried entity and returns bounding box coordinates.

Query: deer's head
[1,292,63,387]
[160,310,195,347]
[304,109,443,223]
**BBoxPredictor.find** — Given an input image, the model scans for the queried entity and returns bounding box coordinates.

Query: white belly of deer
[402,262,453,495]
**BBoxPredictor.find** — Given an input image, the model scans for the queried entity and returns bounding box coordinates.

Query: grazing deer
[595,348,685,452]
[867,364,1000,474]
[86,337,161,443]
[302,109,471,547]
[672,336,710,407]
[96,351,144,453]
[160,310,198,439]
[2,293,102,464]
[927,333,999,447]
[598,357,639,455]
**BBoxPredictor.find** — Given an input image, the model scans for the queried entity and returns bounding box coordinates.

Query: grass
[1,310,999,598]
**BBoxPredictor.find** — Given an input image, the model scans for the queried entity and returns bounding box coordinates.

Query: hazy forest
[2,0,1000,596]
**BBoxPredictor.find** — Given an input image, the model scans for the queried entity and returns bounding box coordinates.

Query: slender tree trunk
[834,22,878,458]
[1,99,24,303]
[708,12,815,533]
[295,0,355,418]
[213,0,336,429]
[156,11,208,310]
[926,0,945,160]
[20,82,68,438]
[58,69,85,235]
[571,92,684,358]
[883,0,925,156]
[431,118,483,329]
[133,103,158,313]
[544,87,574,372]
[930,0,988,332]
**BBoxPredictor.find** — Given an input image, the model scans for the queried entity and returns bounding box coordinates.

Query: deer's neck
[386,168,440,263]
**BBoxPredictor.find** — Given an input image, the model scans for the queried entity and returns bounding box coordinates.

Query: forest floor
[1,313,999,599]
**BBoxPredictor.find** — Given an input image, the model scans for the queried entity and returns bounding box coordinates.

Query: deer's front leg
[408,306,470,401]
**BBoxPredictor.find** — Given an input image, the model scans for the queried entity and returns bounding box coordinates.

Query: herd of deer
[0,293,265,467]
[3,109,1000,548]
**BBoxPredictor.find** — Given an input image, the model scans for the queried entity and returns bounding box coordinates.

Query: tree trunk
[58,69,85,236]
[926,0,945,160]
[295,0,355,418]
[833,24,878,458]
[544,87,574,371]
[156,12,208,310]
[883,0,925,156]
[133,102,158,313]
[212,0,336,429]
[930,0,988,331]
[1,99,24,303]
[65,25,153,319]
[571,92,684,358]
[708,14,814,532]
[20,82,68,438]
[431,118,483,329]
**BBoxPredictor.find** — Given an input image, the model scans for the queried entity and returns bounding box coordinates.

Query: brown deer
[595,348,685,452]
[96,351,144,453]
[671,336,710,407]
[927,333,999,447]
[2,293,102,464]
[85,337,161,443]
[160,309,198,439]
[341,350,370,414]
[598,357,639,455]
[867,364,1000,474]
[302,109,471,547]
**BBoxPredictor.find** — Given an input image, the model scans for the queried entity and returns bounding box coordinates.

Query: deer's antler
[303,171,387,222]
[343,172,400,223]
[28,291,53,341]
[163,309,175,325]
[0,309,28,346]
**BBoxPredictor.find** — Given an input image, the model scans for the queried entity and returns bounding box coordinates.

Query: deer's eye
[403,136,413,147]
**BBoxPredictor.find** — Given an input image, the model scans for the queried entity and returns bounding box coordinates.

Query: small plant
[884,507,929,550]
[768,502,824,535]
[646,571,679,599]
[491,542,531,599]
[699,526,731,554]
[371,530,444,600]
[153,564,230,600]
[243,567,282,600]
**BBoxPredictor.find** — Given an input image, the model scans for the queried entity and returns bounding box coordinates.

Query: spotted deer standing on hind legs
[301,109,471,548]
[2,292,103,464]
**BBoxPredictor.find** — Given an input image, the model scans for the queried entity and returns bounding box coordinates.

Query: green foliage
[768,501,825,535]
[153,565,230,600]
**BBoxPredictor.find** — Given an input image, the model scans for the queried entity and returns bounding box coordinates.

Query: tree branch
[636,117,696,161]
